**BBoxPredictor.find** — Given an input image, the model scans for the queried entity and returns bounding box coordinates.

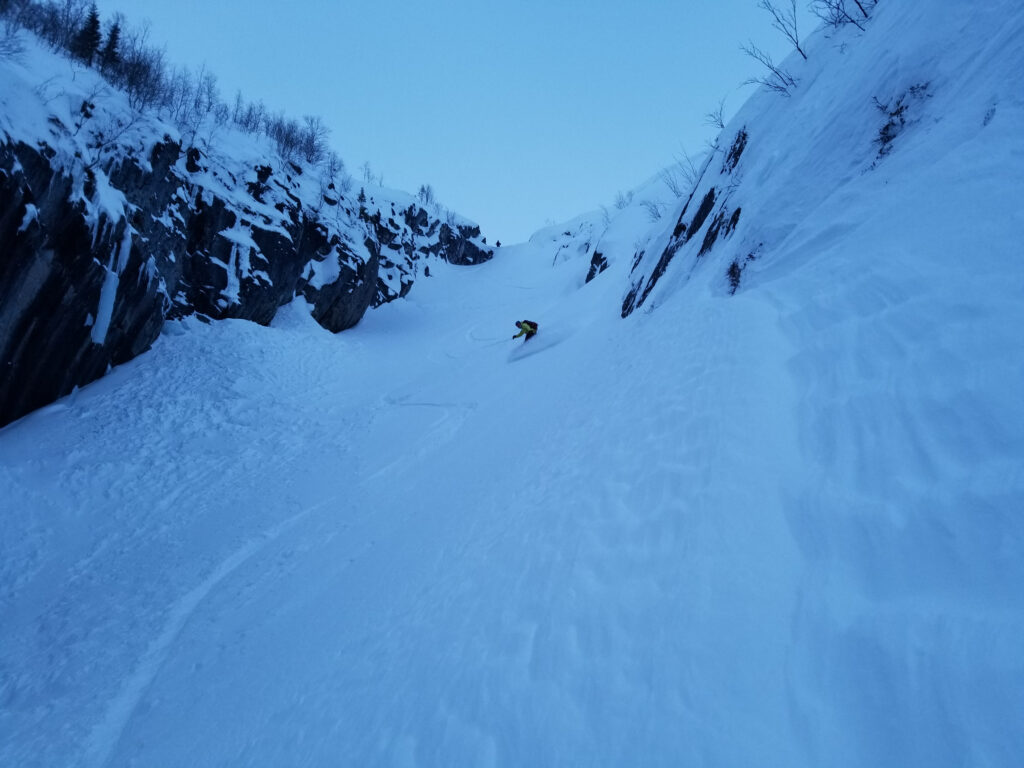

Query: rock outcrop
[1,86,492,428]
[1,140,167,426]
[621,127,747,318]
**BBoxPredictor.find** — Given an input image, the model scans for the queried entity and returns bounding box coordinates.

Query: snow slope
[2,1,1023,766]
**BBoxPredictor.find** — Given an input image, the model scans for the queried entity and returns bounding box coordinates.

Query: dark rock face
[299,221,380,331]
[0,133,489,427]
[369,203,494,306]
[722,128,748,174]
[698,206,741,257]
[622,127,749,318]
[688,187,718,239]
[585,252,608,283]
[435,222,492,266]
[1,141,166,427]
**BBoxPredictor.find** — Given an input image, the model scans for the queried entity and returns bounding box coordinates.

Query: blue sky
[97,0,818,243]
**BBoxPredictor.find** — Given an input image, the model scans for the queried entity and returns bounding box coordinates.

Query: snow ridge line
[80,496,340,768]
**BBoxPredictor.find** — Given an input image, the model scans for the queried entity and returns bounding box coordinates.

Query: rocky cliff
[0,43,492,427]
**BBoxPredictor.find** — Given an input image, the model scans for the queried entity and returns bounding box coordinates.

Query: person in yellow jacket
[512,320,538,341]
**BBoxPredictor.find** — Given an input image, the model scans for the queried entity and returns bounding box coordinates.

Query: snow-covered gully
[2,0,1023,765]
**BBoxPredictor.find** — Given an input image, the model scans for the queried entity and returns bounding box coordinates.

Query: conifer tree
[100,19,121,72]
[71,4,101,66]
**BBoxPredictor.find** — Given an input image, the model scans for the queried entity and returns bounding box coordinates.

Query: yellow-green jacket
[513,320,538,339]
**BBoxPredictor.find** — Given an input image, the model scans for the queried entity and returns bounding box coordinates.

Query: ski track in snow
[0,315,374,768]
[82,500,329,768]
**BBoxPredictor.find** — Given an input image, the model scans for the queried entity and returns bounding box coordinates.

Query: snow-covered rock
[0,34,492,427]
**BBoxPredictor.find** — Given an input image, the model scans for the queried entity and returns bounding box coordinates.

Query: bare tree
[29,0,88,52]
[810,0,867,31]
[852,0,876,17]
[741,40,797,95]
[678,148,701,184]
[211,101,229,125]
[230,89,244,124]
[165,66,195,124]
[298,115,329,164]
[196,65,218,113]
[757,0,807,59]
[118,23,166,110]
[55,0,88,50]
[266,112,302,159]
[614,190,634,209]
[84,111,140,169]
[6,0,375,200]
[1,0,33,34]
[322,151,352,195]
[658,167,685,198]
[640,200,665,222]
[704,96,727,129]
[234,98,265,134]
[163,62,217,144]
[659,146,703,198]
[184,65,219,143]
[324,150,343,180]
[0,0,30,56]
[336,172,354,196]
[417,184,435,206]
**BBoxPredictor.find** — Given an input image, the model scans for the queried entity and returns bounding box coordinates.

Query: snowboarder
[512,320,538,341]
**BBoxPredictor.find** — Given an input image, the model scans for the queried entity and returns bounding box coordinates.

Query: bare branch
[640,200,665,222]
[658,167,684,198]
[704,96,727,130]
[810,0,866,31]
[676,147,701,185]
[741,40,797,96]
[757,0,807,59]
